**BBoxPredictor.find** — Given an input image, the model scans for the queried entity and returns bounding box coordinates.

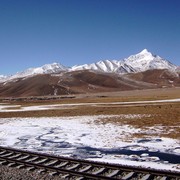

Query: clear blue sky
[0,0,180,75]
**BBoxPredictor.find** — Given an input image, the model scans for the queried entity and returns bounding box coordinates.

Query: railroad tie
[0,160,7,165]
[17,155,30,160]
[44,159,58,166]
[49,171,58,176]
[26,166,35,171]
[8,153,22,159]
[106,169,120,177]
[78,165,92,172]
[66,163,81,170]
[33,158,48,164]
[122,172,136,180]
[37,168,46,174]
[0,150,7,155]
[140,174,152,180]
[1,152,14,157]
[92,167,106,175]
[7,162,16,167]
[16,164,25,169]
[25,156,39,162]
[54,161,69,168]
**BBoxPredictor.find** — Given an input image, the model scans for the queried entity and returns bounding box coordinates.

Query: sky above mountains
[0,0,180,75]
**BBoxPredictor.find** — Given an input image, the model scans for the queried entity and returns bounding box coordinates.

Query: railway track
[0,146,179,180]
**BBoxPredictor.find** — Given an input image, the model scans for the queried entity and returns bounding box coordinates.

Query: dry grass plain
[0,87,180,139]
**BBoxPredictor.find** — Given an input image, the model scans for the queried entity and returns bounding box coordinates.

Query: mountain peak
[139,49,150,54]
[21,62,68,75]
[41,62,67,71]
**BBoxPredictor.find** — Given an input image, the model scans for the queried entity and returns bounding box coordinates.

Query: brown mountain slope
[0,69,179,97]
[126,69,180,87]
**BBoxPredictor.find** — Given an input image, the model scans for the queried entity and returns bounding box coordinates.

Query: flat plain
[0,87,180,139]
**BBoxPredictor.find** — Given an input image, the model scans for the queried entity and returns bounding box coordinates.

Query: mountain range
[71,49,177,73]
[0,49,179,97]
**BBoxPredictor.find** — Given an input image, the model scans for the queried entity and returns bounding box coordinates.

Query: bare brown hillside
[126,69,180,87]
[0,69,179,97]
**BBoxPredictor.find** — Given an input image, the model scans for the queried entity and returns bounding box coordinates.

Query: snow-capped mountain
[71,49,177,73]
[0,49,178,84]
[124,49,176,72]
[13,62,67,77]
[0,63,67,83]
[0,50,179,97]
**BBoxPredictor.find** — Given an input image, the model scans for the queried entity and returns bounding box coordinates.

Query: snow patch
[0,116,179,172]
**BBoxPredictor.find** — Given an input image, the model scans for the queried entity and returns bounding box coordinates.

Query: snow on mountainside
[71,49,177,73]
[0,75,6,78]
[0,63,67,83]
[13,62,67,77]
[71,60,117,72]
[0,75,7,81]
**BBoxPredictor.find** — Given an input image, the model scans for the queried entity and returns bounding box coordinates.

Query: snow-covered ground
[0,115,179,172]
